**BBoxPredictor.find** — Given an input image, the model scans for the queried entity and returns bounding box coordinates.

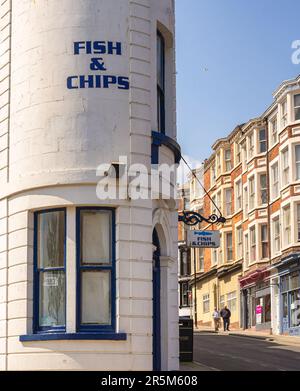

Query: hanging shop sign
[67,41,130,90]
[187,230,220,248]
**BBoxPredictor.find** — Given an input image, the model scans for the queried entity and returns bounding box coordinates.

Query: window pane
[294,94,300,107]
[38,211,65,268]
[81,271,111,325]
[290,290,300,328]
[81,211,111,264]
[39,271,65,327]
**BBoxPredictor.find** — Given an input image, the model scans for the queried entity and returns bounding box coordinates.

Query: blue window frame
[76,207,116,333]
[157,30,165,134]
[33,209,66,333]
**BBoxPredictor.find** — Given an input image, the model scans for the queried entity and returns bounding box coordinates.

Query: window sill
[20,332,127,342]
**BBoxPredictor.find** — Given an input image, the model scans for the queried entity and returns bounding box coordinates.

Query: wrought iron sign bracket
[178,211,226,226]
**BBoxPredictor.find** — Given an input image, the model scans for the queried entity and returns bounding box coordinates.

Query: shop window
[294,94,300,121]
[157,31,165,134]
[77,208,115,332]
[203,294,210,313]
[34,209,66,332]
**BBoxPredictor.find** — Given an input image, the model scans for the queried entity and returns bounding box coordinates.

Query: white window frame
[270,161,279,200]
[226,232,233,262]
[249,176,255,210]
[248,132,255,159]
[225,148,232,172]
[258,128,267,154]
[260,224,268,260]
[270,114,278,146]
[295,144,300,181]
[282,204,291,247]
[294,93,300,122]
[259,173,268,206]
[250,225,256,264]
[225,188,232,217]
[281,99,288,128]
[271,215,280,257]
[235,179,242,212]
[281,147,290,188]
[236,225,243,260]
[244,232,249,268]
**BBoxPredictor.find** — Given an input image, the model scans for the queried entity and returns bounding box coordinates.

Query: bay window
[297,204,300,242]
[271,163,279,199]
[294,94,300,121]
[236,226,243,260]
[250,226,256,263]
[77,208,115,331]
[225,149,232,172]
[244,233,249,268]
[271,117,278,145]
[281,99,288,128]
[259,128,267,153]
[249,177,255,210]
[260,224,268,259]
[249,133,255,158]
[295,145,300,180]
[273,217,280,254]
[235,180,242,211]
[259,174,267,205]
[34,209,66,332]
[282,148,289,187]
[283,205,291,247]
[225,188,232,216]
[226,232,233,262]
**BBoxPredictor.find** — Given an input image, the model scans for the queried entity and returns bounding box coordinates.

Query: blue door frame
[152,229,161,371]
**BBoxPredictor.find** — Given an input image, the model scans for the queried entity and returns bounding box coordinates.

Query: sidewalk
[194,326,300,346]
[180,361,217,371]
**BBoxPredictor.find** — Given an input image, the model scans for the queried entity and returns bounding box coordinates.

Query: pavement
[180,361,217,371]
[192,332,300,371]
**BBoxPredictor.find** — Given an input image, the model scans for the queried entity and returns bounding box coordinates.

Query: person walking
[220,306,231,331]
[212,308,220,332]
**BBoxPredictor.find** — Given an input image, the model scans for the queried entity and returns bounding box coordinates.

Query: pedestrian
[220,306,231,332]
[212,308,220,332]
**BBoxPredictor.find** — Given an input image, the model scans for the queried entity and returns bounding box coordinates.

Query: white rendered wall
[0,0,178,371]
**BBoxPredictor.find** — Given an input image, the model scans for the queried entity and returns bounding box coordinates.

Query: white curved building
[0,0,180,371]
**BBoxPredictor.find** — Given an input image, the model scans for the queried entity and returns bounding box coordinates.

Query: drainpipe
[194,247,197,327]
[265,117,272,334]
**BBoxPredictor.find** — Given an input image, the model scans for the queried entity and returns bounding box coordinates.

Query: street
[194,333,300,371]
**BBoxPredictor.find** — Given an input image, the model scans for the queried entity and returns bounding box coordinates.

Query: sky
[175,0,300,169]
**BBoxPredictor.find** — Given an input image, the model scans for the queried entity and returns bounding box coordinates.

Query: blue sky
[176,0,300,165]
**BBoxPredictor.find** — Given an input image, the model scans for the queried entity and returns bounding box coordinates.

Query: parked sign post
[187,230,220,248]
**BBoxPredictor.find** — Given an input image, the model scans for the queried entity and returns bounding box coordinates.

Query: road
[194,333,300,371]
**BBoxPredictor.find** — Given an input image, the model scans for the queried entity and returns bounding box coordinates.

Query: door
[152,229,161,371]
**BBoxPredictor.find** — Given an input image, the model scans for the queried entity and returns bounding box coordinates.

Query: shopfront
[240,269,271,331]
[276,255,300,336]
